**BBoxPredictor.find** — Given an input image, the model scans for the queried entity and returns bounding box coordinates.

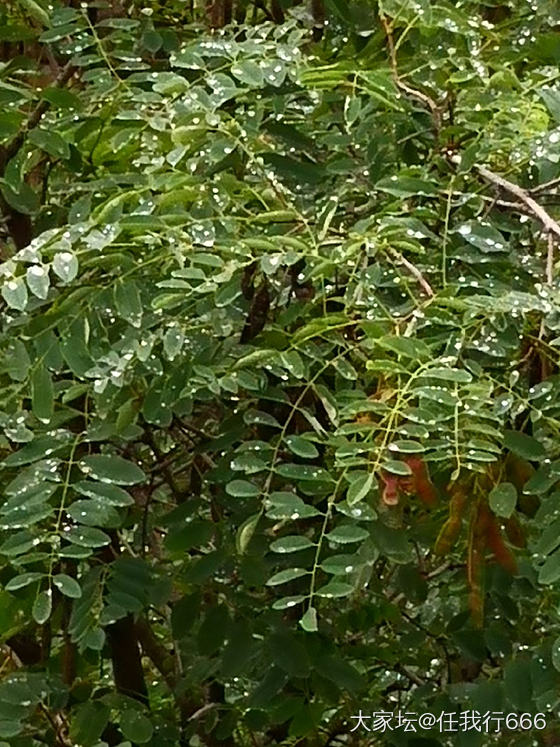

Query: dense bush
[1,0,560,745]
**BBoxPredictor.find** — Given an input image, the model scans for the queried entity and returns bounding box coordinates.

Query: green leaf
[6,340,31,382]
[32,590,52,624]
[455,221,507,252]
[114,280,142,326]
[270,536,315,553]
[236,513,260,554]
[266,492,321,519]
[165,520,213,552]
[226,479,260,497]
[276,464,332,482]
[376,335,431,361]
[26,264,50,299]
[285,435,319,459]
[52,574,82,598]
[66,498,120,527]
[299,606,318,632]
[316,581,354,598]
[268,632,310,676]
[2,277,28,311]
[326,525,369,544]
[320,553,363,575]
[375,175,437,197]
[52,251,79,283]
[387,440,425,454]
[31,364,54,422]
[18,0,49,26]
[119,710,153,744]
[552,636,560,673]
[69,702,110,746]
[5,572,44,591]
[1,182,38,215]
[538,549,560,585]
[489,483,517,518]
[0,531,35,557]
[347,472,374,506]
[3,436,64,466]
[231,60,264,87]
[41,87,81,109]
[266,568,308,586]
[425,367,472,383]
[271,595,307,610]
[504,659,532,709]
[65,527,111,548]
[142,29,163,53]
[540,87,560,123]
[79,455,145,485]
[536,519,560,556]
[28,128,70,160]
[504,430,546,460]
[314,654,365,692]
[163,325,184,360]
[381,459,412,476]
[74,481,134,506]
[0,723,23,739]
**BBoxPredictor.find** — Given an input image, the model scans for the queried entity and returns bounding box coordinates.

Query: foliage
[1,0,560,745]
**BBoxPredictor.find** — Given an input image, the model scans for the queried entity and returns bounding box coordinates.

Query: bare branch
[530,176,560,196]
[0,63,76,168]
[547,231,554,285]
[388,247,434,298]
[451,155,560,240]
[381,16,441,136]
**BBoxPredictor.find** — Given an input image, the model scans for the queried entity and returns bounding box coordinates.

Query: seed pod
[434,517,461,555]
[504,515,526,548]
[240,261,257,300]
[404,456,437,508]
[486,516,517,575]
[240,280,270,343]
[467,501,488,628]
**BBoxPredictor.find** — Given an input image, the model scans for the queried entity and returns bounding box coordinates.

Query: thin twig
[381,15,441,136]
[5,646,72,747]
[546,231,554,285]
[530,176,560,195]
[0,63,76,167]
[398,664,425,687]
[477,164,560,239]
[135,617,177,691]
[388,247,434,298]
[451,155,560,240]
[426,560,452,579]
[188,702,217,721]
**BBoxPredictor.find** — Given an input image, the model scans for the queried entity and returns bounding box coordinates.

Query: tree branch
[547,230,554,285]
[381,15,441,137]
[0,62,76,168]
[135,617,177,691]
[451,155,560,240]
[388,247,434,298]
[530,176,560,196]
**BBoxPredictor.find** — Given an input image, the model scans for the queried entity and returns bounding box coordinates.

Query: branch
[0,62,76,168]
[188,702,217,721]
[388,247,434,298]
[143,428,183,500]
[398,664,425,687]
[451,155,560,240]
[5,645,72,747]
[530,176,560,196]
[381,15,441,137]
[135,617,177,691]
[547,231,554,285]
